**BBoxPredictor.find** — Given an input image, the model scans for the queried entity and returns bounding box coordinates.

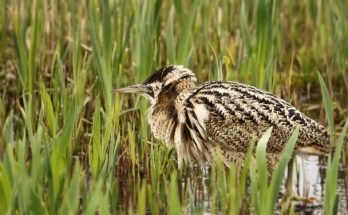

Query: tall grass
[250,126,299,214]
[0,0,347,214]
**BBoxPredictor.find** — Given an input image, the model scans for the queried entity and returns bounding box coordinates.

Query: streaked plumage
[115,65,331,168]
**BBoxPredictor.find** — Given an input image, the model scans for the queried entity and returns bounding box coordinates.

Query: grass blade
[317,71,335,141]
[323,119,348,214]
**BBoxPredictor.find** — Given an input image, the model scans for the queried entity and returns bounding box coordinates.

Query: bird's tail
[296,129,332,155]
[295,145,331,156]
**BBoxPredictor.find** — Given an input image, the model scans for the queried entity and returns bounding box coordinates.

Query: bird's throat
[148,79,196,146]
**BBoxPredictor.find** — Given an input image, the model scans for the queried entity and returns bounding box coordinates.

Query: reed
[0,0,347,214]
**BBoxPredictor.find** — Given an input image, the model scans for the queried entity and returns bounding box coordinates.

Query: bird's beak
[113,84,152,95]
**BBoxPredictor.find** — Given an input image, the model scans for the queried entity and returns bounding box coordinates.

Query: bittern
[114,65,330,168]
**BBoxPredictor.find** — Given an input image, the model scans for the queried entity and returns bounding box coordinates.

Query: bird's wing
[180,81,329,156]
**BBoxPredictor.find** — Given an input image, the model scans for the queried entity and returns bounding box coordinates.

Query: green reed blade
[318,71,335,142]
[324,119,348,214]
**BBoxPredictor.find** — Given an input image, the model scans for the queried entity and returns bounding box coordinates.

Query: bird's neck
[148,80,196,145]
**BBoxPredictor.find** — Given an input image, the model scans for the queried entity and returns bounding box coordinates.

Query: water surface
[182,155,347,214]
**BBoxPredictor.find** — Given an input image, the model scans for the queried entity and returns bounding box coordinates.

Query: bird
[114,65,331,168]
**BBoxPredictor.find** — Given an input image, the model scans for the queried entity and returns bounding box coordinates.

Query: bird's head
[114,65,197,103]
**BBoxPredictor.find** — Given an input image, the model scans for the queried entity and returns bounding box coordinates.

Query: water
[293,155,347,214]
[182,155,347,214]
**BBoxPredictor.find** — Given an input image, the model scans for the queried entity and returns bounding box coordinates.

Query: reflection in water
[184,155,347,214]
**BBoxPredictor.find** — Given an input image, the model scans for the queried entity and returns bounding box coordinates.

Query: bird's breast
[147,107,177,147]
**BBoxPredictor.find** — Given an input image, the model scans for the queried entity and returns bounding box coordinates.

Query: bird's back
[174,80,330,164]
